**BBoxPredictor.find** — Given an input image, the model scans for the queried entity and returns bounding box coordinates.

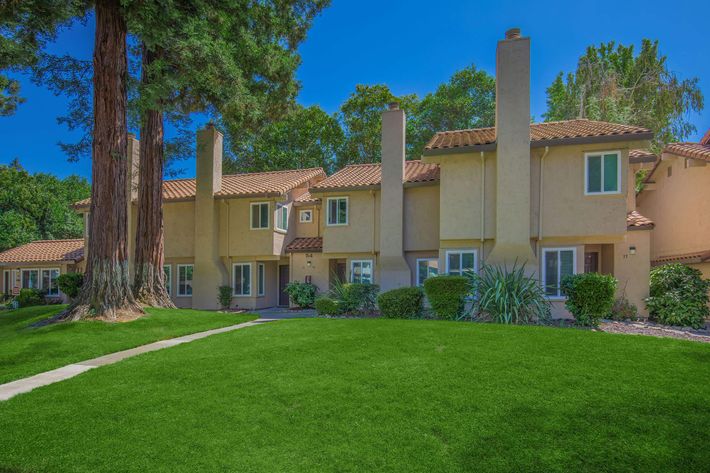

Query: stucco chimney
[487,28,537,267]
[379,102,411,290]
[193,124,228,309]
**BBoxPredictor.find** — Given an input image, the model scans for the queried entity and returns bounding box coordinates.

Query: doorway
[329,259,347,289]
[584,252,599,273]
[278,265,290,306]
[2,270,10,297]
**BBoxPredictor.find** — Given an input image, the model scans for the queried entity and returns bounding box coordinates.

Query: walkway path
[0,317,279,402]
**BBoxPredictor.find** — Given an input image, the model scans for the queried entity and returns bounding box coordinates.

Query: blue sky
[2,0,708,180]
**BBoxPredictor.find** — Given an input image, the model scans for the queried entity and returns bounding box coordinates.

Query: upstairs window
[542,248,576,299]
[327,197,348,226]
[585,151,620,194]
[276,204,288,231]
[299,209,313,223]
[250,202,270,229]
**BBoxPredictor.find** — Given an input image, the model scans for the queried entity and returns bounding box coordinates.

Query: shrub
[377,287,424,319]
[423,276,469,320]
[16,288,44,308]
[609,295,638,321]
[468,263,550,324]
[315,297,341,316]
[57,272,83,299]
[330,279,379,314]
[285,281,318,308]
[561,273,617,327]
[217,285,232,309]
[646,264,709,328]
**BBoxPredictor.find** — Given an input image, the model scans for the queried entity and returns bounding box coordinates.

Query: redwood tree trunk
[60,0,142,321]
[132,45,175,308]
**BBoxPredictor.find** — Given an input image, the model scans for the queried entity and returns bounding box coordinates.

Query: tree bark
[132,45,175,308]
[58,0,142,321]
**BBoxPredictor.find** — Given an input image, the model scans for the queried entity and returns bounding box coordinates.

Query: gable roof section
[311,160,439,191]
[663,143,710,162]
[0,239,84,265]
[285,237,323,253]
[626,211,654,230]
[629,149,657,164]
[75,168,326,209]
[653,249,710,266]
[424,119,653,154]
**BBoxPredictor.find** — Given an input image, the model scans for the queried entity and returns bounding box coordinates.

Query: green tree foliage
[544,40,704,148]
[0,161,90,251]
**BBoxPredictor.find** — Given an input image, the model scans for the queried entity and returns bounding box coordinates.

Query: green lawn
[0,305,257,384]
[1,318,709,472]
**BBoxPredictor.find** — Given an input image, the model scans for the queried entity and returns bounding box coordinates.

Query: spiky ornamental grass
[466,262,551,324]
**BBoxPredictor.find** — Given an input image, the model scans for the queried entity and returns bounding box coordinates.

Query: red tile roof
[75,168,326,208]
[0,239,84,264]
[626,211,654,230]
[653,249,710,266]
[293,191,320,205]
[629,149,657,164]
[663,143,710,162]
[424,119,652,152]
[311,160,439,191]
[285,237,323,253]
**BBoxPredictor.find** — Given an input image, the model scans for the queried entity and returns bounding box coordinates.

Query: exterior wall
[163,202,195,258]
[291,252,330,295]
[321,190,380,254]
[294,205,320,238]
[637,156,710,259]
[613,230,651,317]
[403,185,440,251]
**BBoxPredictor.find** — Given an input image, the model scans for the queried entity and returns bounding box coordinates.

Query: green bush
[423,276,470,320]
[646,264,709,328]
[377,287,424,319]
[285,281,318,308]
[217,285,232,310]
[469,263,550,324]
[16,288,44,308]
[561,273,617,327]
[609,295,638,321]
[57,272,83,299]
[315,297,341,316]
[330,280,379,314]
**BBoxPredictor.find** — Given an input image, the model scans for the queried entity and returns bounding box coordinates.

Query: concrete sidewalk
[0,317,277,402]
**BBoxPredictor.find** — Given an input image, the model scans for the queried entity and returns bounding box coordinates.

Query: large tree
[544,40,704,148]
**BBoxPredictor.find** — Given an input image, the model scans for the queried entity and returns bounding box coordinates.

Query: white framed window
[177,264,193,297]
[276,203,289,231]
[21,269,39,289]
[41,268,60,296]
[445,250,477,276]
[250,202,270,230]
[350,259,373,284]
[585,151,620,195]
[416,258,439,286]
[233,263,252,296]
[163,264,172,296]
[327,197,348,226]
[257,263,265,296]
[299,209,313,223]
[542,247,577,299]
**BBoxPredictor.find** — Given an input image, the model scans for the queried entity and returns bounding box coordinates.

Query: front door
[2,271,9,297]
[278,265,290,306]
[584,252,599,273]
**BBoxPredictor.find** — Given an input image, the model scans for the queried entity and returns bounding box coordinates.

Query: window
[585,151,620,194]
[2,270,10,295]
[21,269,39,289]
[233,263,252,296]
[350,260,373,284]
[299,209,313,223]
[327,197,348,226]
[416,258,439,286]
[177,264,193,297]
[542,248,576,298]
[276,204,288,231]
[446,250,477,276]
[257,263,265,296]
[41,268,60,296]
[250,202,270,229]
[163,265,172,296]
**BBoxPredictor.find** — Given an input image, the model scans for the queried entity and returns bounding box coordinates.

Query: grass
[0,318,709,472]
[0,305,257,384]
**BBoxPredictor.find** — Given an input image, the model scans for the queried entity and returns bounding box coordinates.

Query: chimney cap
[388,102,400,111]
[505,28,521,39]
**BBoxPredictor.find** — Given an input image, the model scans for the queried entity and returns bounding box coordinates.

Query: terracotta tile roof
[653,249,710,266]
[663,143,710,162]
[294,191,320,205]
[285,237,323,253]
[629,149,657,164]
[0,239,84,264]
[424,119,652,152]
[626,211,654,230]
[311,160,439,191]
[75,168,326,208]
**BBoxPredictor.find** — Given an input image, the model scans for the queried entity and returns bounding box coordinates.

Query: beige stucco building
[1,29,658,317]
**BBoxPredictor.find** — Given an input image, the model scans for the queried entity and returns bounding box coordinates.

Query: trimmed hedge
[315,297,341,316]
[646,264,709,328]
[217,286,232,309]
[377,287,424,319]
[561,273,617,327]
[338,283,379,314]
[16,288,44,308]
[423,276,469,320]
[285,281,318,308]
[56,272,83,299]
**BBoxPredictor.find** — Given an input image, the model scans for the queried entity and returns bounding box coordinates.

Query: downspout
[371,189,377,257]
[538,146,550,260]
[480,152,486,263]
